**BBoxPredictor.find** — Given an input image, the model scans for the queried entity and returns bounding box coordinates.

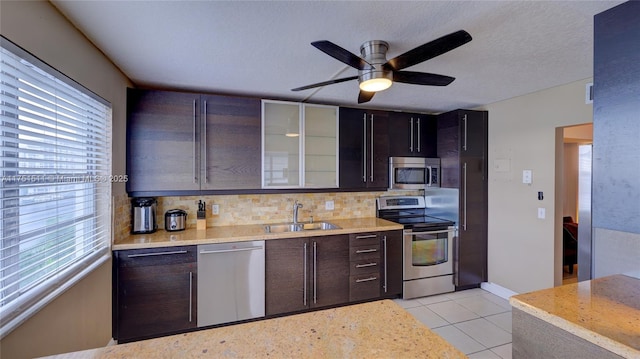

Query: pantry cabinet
[126,88,261,195]
[437,109,488,288]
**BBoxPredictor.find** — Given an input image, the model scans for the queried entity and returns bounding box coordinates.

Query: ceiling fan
[291,30,472,104]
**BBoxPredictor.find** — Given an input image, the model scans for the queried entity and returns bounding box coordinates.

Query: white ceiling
[51,0,623,113]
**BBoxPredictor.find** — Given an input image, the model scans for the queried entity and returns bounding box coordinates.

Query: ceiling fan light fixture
[359,77,392,92]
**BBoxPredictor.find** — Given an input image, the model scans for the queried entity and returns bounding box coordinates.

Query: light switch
[537,207,545,219]
[523,170,532,184]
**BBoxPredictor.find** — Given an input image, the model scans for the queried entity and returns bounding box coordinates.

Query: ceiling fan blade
[291,76,358,91]
[358,90,375,104]
[384,30,472,71]
[312,41,371,70]
[392,71,455,86]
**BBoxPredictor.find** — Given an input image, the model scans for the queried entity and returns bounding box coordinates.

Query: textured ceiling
[51,0,623,113]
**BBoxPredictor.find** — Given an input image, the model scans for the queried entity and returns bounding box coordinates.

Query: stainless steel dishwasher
[197,240,265,327]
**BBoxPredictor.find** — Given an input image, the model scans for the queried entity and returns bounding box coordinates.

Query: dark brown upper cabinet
[338,107,390,190]
[126,88,261,196]
[388,112,437,157]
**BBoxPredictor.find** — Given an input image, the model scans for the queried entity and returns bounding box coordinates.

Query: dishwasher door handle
[199,246,263,254]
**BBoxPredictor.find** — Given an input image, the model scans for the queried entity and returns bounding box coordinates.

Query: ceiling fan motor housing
[359,40,393,84]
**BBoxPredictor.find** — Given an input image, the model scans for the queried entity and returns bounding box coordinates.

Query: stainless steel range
[377,195,456,299]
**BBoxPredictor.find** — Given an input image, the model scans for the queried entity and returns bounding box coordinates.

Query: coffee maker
[131,197,157,234]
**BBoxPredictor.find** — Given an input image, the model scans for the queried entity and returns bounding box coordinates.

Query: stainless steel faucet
[292,200,303,224]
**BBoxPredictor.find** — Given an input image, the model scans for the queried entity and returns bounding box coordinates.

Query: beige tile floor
[393,288,513,359]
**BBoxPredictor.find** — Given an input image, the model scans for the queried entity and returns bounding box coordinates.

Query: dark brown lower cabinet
[349,232,381,301]
[113,246,197,343]
[265,235,350,316]
[381,230,403,298]
[266,231,403,316]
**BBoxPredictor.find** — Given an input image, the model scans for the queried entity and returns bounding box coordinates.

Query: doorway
[555,123,592,286]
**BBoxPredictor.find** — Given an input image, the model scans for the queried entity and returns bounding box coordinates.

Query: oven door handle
[405,228,456,235]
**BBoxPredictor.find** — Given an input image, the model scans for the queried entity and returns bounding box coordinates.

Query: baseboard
[106,338,117,346]
[480,282,518,299]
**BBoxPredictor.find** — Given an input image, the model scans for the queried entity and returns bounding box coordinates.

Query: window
[0,37,112,337]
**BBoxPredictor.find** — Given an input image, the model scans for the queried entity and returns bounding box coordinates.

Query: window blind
[0,37,112,337]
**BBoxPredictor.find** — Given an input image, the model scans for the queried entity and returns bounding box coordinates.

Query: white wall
[480,79,593,294]
[0,1,131,357]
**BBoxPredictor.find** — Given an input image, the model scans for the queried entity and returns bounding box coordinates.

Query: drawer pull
[355,248,378,254]
[355,234,377,240]
[355,262,377,268]
[355,276,378,283]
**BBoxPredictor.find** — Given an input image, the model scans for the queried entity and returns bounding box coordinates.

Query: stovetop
[376,196,455,230]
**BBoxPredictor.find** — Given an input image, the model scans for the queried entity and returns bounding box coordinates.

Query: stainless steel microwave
[389,157,440,190]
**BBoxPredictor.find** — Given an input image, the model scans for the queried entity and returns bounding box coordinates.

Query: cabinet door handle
[193,100,197,183]
[189,271,193,323]
[356,276,378,283]
[313,241,317,304]
[203,100,208,184]
[355,262,378,268]
[127,250,188,258]
[463,114,468,151]
[355,234,377,240]
[370,114,374,182]
[463,162,468,231]
[356,248,378,254]
[417,118,421,153]
[410,118,414,152]
[382,235,388,293]
[303,242,308,307]
[362,113,367,183]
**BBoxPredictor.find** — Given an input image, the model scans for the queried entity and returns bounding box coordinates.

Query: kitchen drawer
[350,259,381,276]
[349,233,379,247]
[349,244,381,261]
[349,273,381,301]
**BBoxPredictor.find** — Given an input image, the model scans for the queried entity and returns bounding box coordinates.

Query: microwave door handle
[426,166,432,187]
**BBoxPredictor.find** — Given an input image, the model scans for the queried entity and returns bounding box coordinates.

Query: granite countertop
[510,274,640,358]
[113,217,403,250]
[41,300,466,359]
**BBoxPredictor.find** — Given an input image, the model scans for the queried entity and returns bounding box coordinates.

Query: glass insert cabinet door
[262,100,338,189]
[262,101,300,187]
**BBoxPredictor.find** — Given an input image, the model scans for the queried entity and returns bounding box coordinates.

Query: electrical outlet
[212,204,219,215]
[523,170,532,184]
[325,200,334,210]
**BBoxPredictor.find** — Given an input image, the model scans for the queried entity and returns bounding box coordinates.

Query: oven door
[403,227,455,280]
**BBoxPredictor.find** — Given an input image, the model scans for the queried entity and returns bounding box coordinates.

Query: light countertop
[510,274,640,358]
[113,217,403,250]
[41,300,466,359]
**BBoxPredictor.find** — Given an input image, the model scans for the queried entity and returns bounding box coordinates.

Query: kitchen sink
[301,222,341,231]
[264,221,340,233]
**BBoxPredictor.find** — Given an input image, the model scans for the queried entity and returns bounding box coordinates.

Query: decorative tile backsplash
[113,190,420,238]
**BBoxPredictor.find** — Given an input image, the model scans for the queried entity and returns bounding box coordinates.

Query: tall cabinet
[437,109,488,288]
